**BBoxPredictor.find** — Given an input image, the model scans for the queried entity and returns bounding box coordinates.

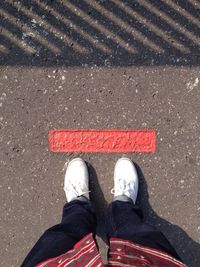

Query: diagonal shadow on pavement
[0,0,199,67]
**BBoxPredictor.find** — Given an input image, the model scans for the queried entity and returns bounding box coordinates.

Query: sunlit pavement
[0,1,200,266]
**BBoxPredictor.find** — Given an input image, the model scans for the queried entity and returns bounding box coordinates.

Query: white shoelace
[110,178,134,195]
[65,180,90,196]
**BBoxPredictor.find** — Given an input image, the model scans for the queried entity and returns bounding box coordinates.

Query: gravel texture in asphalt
[0,1,200,266]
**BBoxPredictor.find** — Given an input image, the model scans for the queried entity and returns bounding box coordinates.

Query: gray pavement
[0,1,200,267]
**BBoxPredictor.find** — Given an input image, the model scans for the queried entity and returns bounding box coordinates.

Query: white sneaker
[112,158,139,204]
[64,158,90,202]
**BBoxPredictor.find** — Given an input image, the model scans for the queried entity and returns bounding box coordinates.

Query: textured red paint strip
[49,129,156,153]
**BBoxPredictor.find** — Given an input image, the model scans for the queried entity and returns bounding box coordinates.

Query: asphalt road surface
[0,1,200,266]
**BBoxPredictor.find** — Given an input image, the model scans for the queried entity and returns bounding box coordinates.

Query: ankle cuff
[71,195,90,203]
[113,195,133,204]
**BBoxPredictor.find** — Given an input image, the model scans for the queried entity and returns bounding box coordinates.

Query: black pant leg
[21,200,97,267]
[106,200,181,261]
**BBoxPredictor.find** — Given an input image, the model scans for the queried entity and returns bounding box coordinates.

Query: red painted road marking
[49,129,156,152]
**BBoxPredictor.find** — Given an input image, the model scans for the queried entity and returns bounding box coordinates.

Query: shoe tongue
[119,179,127,191]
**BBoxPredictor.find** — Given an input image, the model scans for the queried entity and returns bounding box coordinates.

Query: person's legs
[106,158,181,261]
[21,158,96,267]
[21,198,96,267]
[106,199,181,260]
